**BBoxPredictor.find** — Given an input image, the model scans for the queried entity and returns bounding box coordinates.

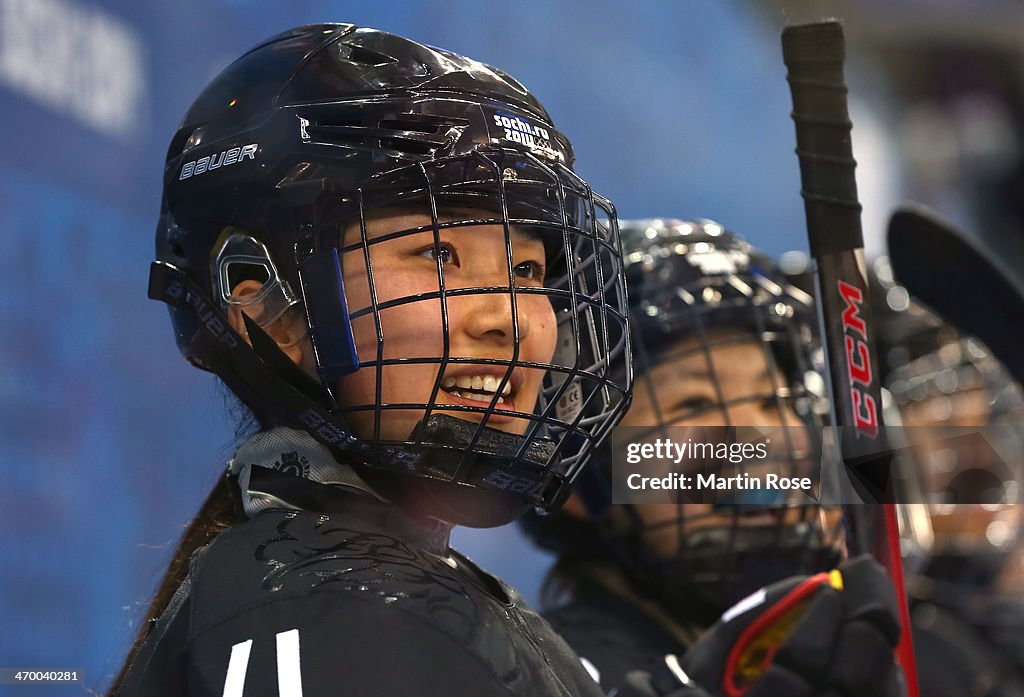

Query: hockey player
[109,24,633,696]
[523,219,904,697]
[872,253,1024,697]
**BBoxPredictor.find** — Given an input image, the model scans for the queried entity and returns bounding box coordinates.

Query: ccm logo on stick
[838,280,878,438]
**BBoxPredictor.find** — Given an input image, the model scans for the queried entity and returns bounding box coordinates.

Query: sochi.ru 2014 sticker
[488,109,566,163]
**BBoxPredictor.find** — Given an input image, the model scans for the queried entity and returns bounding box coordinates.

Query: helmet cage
[620,223,831,507]
[526,221,843,614]
[888,333,1024,599]
[631,503,845,624]
[208,146,630,514]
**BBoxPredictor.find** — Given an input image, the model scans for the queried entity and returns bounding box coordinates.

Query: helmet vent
[379,118,441,135]
[378,137,436,156]
[302,113,465,156]
[340,44,399,67]
[376,114,468,155]
[303,119,366,147]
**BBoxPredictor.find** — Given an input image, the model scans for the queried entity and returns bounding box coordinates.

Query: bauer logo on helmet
[179,143,258,181]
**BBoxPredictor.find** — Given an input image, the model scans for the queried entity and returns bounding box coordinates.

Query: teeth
[442,374,512,396]
[448,390,505,405]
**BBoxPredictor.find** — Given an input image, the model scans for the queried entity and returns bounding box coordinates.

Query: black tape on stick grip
[782,21,862,258]
[782,21,891,503]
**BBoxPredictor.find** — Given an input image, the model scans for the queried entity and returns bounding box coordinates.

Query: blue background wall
[0,1,917,692]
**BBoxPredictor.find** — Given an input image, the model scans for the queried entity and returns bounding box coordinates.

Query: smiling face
[621,328,832,555]
[334,208,558,443]
[624,331,804,431]
[604,327,844,623]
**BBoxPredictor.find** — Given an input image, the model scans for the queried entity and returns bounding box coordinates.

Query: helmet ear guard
[214,232,299,327]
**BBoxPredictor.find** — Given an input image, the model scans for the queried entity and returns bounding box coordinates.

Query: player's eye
[513,260,545,283]
[676,395,717,413]
[417,242,460,267]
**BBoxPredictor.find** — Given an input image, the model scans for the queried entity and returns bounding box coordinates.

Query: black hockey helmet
[621,219,822,393]
[149,24,631,527]
[522,219,842,624]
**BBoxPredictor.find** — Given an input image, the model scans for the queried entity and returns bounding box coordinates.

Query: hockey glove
[678,554,903,697]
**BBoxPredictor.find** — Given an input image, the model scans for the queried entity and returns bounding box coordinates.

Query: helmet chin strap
[413,414,556,476]
[361,414,559,527]
[151,260,419,468]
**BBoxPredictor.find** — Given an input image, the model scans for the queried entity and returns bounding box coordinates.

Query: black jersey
[542,577,690,695]
[118,429,603,697]
[911,597,1024,697]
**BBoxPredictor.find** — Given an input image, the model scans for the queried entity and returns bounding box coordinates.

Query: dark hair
[539,556,589,611]
[106,395,257,696]
[106,476,245,695]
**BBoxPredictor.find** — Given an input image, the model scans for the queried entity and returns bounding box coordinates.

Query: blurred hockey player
[523,219,904,697]
[873,251,1024,697]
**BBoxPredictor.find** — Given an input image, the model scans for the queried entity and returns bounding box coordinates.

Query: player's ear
[226,280,308,368]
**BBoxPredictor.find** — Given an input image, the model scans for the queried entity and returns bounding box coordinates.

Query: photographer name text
[626,471,812,491]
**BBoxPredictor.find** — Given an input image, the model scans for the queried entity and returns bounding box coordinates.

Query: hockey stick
[782,21,919,697]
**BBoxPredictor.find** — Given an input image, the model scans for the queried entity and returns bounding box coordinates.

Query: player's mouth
[439,371,519,416]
